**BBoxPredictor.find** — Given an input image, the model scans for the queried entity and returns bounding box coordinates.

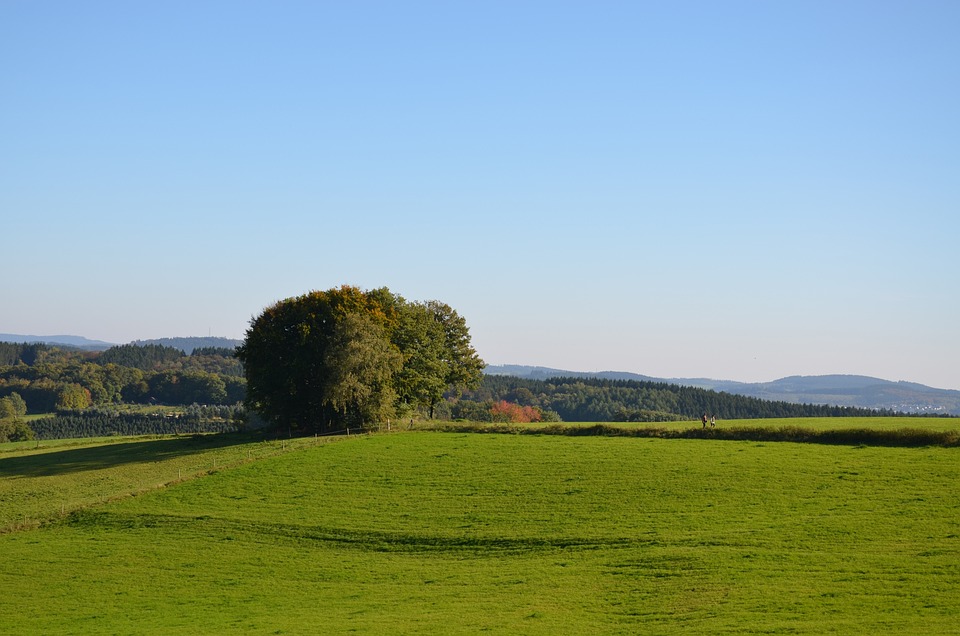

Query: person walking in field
[710,414,716,428]
[702,413,708,428]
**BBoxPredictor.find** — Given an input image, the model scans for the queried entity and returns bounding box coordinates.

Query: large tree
[237,285,484,433]
[324,312,402,426]
[393,301,485,418]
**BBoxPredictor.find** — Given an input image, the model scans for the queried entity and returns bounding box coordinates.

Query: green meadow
[0,433,322,531]
[491,416,960,432]
[1,422,958,634]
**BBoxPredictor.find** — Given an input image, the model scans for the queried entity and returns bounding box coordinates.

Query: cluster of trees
[453,376,890,422]
[97,343,186,369]
[238,285,484,432]
[0,392,27,419]
[489,400,547,423]
[0,342,46,366]
[444,398,560,423]
[0,391,33,442]
[0,341,246,417]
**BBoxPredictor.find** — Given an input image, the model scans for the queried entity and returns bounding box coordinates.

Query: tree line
[451,375,896,422]
[28,405,246,440]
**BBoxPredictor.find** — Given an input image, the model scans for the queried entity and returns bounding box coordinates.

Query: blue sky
[3,1,958,389]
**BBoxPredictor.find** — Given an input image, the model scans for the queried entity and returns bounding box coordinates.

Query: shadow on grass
[0,432,271,478]
[424,423,960,447]
[67,509,646,554]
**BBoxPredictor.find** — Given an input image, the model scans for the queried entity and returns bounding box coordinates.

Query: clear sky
[3,1,958,389]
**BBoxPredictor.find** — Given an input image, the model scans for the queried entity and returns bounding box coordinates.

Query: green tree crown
[237,285,484,432]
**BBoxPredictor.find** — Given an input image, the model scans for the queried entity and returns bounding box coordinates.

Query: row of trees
[28,405,245,440]
[456,376,891,421]
[239,286,484,432]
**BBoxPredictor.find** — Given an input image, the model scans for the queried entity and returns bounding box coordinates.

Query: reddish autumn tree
[489,400,542,423]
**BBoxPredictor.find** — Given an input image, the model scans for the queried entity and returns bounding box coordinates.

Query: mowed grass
[1,430,958,634]
[0,433,324,531]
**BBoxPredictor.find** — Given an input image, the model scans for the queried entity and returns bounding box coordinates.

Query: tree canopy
[237,286,484,432]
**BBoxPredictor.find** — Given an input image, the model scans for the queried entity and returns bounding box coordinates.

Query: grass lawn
[1,428,958,634]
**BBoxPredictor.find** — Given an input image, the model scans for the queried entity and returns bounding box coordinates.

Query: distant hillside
[484,365,960,416]
[0,333,116,351]
[132,337,243,355]
[465,374,884,422]
[0,334,243,355]
[700,375,960,416]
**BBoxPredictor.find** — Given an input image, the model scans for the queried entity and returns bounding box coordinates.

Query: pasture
[0,432,322,531]
[483,415,960,432]
[0,423,958,634]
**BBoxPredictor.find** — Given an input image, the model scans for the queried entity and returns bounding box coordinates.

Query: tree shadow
[0,432,267,478]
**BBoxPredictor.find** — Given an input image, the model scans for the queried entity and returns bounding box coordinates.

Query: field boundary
[422,422,960,447]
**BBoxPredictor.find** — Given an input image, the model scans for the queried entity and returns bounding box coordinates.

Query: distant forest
[447,375,896,422]
[0,341,244,414]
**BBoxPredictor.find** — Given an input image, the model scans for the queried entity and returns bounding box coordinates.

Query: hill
[0,333,116,351]
[132,336,242,354]
[485,365,960,415]
[0,334,242,355]
[463,375,889,421]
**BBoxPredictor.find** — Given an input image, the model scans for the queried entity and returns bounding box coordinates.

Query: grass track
[1,429,958,634]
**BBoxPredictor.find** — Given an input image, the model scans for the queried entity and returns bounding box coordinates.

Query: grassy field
[421,416,960,448]
[0,432,326,531]
[0,423,958,634]
[476,416,960,432]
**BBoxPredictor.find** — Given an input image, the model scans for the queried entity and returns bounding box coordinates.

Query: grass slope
[424,418,960,447]
[452,416,960,433]
[1,430,958,634]
[0,433,323,531]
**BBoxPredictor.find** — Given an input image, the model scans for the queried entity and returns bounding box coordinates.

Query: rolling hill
[131,337,242,354]
[0,333,116,351]
[0,334,241,354]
